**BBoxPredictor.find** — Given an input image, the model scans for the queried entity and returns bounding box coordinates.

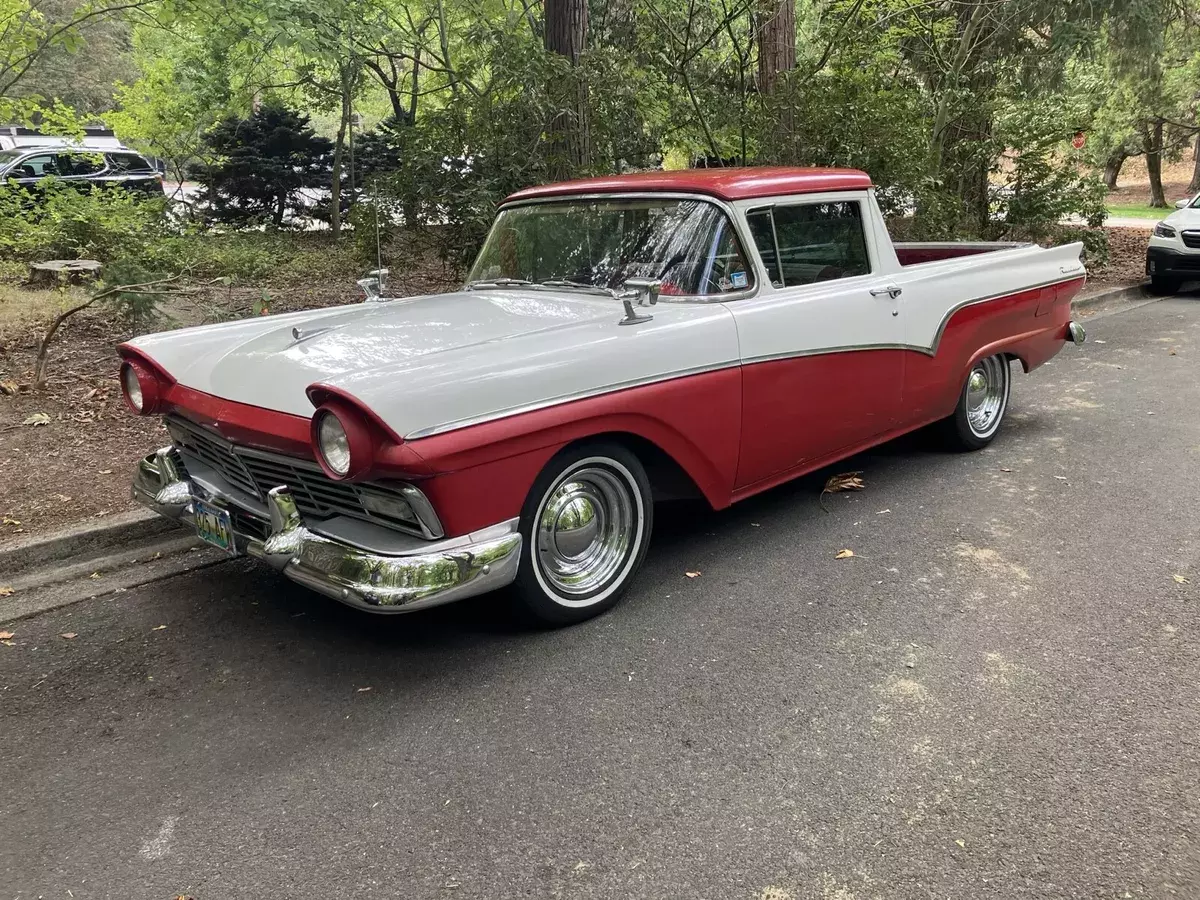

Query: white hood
[128,288,741,438]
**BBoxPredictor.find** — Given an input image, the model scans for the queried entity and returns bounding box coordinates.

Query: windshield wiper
[465,277,533,290]
[536,279,614,296]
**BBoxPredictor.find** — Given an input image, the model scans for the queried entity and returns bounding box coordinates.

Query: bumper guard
[132,448,522,613]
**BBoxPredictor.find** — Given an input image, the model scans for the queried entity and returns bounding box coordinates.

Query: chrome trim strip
[406,273,1084,441]
[403,359,741,440]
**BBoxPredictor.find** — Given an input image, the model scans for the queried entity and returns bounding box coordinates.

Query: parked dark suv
[0,146,164,195]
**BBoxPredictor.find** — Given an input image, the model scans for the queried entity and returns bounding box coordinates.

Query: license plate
[193,498,238,555]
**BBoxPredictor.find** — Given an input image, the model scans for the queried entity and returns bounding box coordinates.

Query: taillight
[311,404,377,481]
[119,361,163,415]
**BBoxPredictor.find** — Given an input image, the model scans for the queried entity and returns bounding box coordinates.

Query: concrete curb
[1073,283,1151,313]
[0,508,181,578]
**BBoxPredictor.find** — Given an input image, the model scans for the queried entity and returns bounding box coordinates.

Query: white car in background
[1147,194,1200,293]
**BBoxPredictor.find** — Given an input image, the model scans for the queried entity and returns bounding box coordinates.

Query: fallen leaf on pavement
[151,624,167,631]
[88,572,101,579]
[3,516,21,526]
[22,412,50,426]
[824,472,865,493]
[835,549,855,559]
[357,686,372,692]
[1053,475,1068,481]
[1000,467,1012,472]
[0,586,13,597]
[59,632,77,640]
[0,630,14,639]
[1174,574,1190,584]
[1169,348,1178,356]
[685,571,701,578]
[955,839,966,848]
[821,471,865,512]
[876,509,891,515]
[0,380,19,395]
[97,469,113,475]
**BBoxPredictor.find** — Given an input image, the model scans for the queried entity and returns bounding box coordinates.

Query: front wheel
[512,442,654,626]
[941,355,1012,451]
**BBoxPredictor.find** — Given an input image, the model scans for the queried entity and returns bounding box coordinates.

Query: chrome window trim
[490,191,760,304]
[739,195,876,292]
[407,273,1081,441]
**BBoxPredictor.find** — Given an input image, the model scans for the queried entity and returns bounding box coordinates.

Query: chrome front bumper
[132,448,522,614]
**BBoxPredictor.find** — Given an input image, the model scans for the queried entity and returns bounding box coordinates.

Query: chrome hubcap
[965,356,1008,438]
[535,462,640,602]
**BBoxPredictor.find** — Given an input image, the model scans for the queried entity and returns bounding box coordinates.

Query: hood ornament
[291,325,334,343]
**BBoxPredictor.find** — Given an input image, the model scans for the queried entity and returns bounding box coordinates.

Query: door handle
[870,284,903,299]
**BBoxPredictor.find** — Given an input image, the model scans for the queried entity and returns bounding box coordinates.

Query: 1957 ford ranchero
[119,167,1087,625]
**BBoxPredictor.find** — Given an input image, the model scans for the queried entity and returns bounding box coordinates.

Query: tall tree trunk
[1146,119,1167,208]
[330,67,352,239]
[1189,131,1200,194]
[756,0,796,145]
[1103,146,1127,190]
[544,0,589,180]
[756,0,796,95]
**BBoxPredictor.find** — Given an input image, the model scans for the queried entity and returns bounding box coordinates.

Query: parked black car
[0,146,164,196]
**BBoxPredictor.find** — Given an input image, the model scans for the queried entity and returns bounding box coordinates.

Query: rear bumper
[132,448,522,613]
[1146,246,1200,280]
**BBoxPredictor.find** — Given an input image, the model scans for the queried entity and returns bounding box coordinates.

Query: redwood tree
[544,0,589,179]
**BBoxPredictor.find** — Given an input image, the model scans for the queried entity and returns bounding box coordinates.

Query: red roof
[504,167,872,204]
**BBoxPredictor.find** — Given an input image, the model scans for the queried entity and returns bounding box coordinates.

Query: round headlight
[121,363,144,412]
[317,412,351,475]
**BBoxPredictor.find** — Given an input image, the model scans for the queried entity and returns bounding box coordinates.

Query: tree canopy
[3,0,1198,253]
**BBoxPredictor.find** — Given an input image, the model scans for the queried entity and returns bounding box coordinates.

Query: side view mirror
[620,277,662,306]
[356,267,389,302]
[1175,199,1191,209]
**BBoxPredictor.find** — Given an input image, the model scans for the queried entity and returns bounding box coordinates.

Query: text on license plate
[194,498,237,555]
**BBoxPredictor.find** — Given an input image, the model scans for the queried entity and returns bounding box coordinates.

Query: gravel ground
[2,294,1199,899]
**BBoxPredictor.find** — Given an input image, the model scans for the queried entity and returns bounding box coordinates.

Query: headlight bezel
[119,360,164,415]
[1154,222,1178,239]
[310,402,378,481]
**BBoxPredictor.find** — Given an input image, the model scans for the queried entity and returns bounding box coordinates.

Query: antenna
[374,177,383,284]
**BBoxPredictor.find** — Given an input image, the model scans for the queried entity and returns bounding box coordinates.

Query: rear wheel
[512,442,654,626]
[942,355,1012,451]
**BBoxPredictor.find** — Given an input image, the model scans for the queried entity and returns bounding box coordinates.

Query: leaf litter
[821,471,865,511]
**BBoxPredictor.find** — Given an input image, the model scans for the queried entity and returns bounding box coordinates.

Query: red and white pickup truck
[120,167,1087,624]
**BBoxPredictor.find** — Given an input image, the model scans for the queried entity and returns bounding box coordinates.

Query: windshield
[468,198,754,297]
[0,149,23,173]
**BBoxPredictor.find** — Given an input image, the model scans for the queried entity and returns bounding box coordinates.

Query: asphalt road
[4,297,1200,900]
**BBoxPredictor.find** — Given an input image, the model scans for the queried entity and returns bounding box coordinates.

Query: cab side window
[747,201,871,288]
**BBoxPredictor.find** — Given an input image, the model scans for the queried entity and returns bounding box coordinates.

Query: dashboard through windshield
[468,197,754,298]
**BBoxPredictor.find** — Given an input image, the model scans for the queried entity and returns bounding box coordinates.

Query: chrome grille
[1181,230,1200,250]
[165,415,430,535]
[166,417,259,497]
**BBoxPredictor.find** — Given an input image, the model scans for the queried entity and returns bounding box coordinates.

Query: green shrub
[0,182,169,262]
[100,258,170,332]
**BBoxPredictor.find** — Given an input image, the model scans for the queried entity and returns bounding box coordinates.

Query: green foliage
[144,231,358,280]
[198,103,333,227]
[0,182,169,262]
[99,258,170,332]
